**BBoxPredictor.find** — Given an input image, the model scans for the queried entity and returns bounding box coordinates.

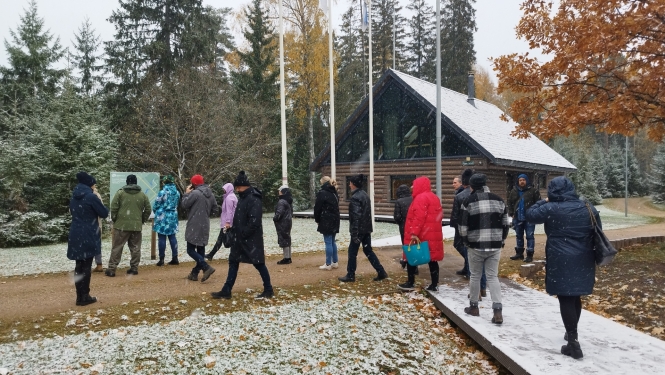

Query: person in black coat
[393,184,413,270]
[68,171,109,306]
[338,174,388,282]
[314,176,340,270]
[526,176,599,360]
[274,186,293,265]
[212,171,274,299]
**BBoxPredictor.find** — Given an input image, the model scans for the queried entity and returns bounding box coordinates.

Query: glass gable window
[335,80,477,163]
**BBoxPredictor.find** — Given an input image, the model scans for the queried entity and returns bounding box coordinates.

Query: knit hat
[461,169,474,186]
[349,174,364,188]
[233,171,251,187]
[126,174,138,185]
[190,174,204,186]
[278,185,289,193]
[76,171,96,187]
[518,174,529,183]
[469,173,487,190]
[162,175,175,184]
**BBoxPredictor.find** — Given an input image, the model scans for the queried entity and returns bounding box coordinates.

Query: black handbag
[585,202,617,266]
[222,228,235,248]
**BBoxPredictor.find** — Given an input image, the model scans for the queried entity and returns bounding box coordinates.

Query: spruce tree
[590,144,609,198]
[405,0,435,81]
[371,0,406,75]
[335,4,367,126]
[230,0,278,105]
[439,0,477,93]
[0,0,66,113]
[72,19,102,96]
[605,141,626,197]
[650,143,665,203]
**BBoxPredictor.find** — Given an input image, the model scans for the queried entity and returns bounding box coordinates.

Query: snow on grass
[0,294,493,375]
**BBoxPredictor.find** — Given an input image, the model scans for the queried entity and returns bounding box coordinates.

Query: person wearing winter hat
[274,186,294,264]
[181,174,218,282]
[212,171,274,299]
[152,175,181,266]
[106,174,152,277]
[68,172,109,306]
[338,174,388,283]
[459,173,510,325]
[507,173,541,262]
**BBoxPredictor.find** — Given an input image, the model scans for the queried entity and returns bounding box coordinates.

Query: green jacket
[111,184,152,231]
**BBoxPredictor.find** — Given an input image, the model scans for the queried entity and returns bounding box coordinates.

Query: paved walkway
[429,280,665,375]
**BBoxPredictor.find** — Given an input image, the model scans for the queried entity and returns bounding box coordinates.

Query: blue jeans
[346,233,385,277]
[323,234,338,265]
[514,220,536,252]
[222,260,272,293]
[158,234,178,258]
[186,242,210,275]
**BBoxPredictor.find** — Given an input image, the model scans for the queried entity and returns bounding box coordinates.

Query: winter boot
[167,256,179,265]
[524,252,534,263]
[93,264,103,272]
[510,247,525,260]
[491,309,503,324]
[561,332,584,359]
[338,275,355,283]
[76,294,98,306]
[255,288,275,299]
[276,258,292,265]
[201,266,216,282]
[398,282,415,291]
[156,257,165,267]
[373,271,388,281]
[464,303,480,317]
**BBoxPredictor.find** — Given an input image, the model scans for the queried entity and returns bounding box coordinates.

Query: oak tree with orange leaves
[493,0,665,142]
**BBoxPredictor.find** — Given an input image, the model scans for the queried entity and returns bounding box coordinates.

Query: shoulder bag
[585,202,617,266]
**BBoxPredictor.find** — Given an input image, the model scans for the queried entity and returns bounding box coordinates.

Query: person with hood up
[507,173,541,262]
[68,171,109,306]
[152,175,181,266]
[212,171,274,299]
[205,183,238,260]
[398,176,444,291]
[526,176,600,360]
[274,186,294,264]
[393,184,416,274]
[181,174,218,282]
[106,174,151,277]
[314,176,341,270]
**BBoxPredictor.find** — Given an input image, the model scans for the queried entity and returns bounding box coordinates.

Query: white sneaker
[331,262,339,269]
[319,263,332,270]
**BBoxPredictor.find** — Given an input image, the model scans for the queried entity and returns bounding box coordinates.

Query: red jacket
[404,176,444,261]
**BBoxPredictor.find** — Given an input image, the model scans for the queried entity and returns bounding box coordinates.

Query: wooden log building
[310,69,576,217]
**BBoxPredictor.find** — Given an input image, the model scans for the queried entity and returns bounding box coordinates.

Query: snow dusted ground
[0,293,495,375]
[0,204,649,277]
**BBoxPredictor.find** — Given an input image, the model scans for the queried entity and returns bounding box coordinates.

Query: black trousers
[558,295,582,334]
[74,257,94,298]
[407,261,439,286]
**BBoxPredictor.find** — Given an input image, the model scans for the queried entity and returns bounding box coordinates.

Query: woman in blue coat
[68,172,109,306]
[153,175,181,266]
[526,176,600,360]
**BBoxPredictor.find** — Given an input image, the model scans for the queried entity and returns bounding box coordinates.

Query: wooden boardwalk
[428,279,665,375]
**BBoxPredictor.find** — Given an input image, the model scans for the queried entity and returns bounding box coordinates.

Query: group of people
[67,167,598,360]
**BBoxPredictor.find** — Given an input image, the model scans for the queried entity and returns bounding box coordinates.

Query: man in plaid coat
[459,173,510,324]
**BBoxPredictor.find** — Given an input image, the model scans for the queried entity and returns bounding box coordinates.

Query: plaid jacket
[459,187,510,251]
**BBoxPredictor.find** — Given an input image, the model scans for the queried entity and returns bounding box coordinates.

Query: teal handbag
[402,238,431,266]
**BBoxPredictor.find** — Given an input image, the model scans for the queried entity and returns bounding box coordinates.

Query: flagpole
[328,0,336,180]
[392,2,395,70]
[279,0,288,187]
[368,0,375,228]
[435,0,442,199]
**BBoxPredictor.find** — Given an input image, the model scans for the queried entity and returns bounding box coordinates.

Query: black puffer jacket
[526,177,599,296]
[229,187,265,264]
[507,184,541,218]
[450,186,470,249]
[392,184,412,240]
[349,188,372,240]
[314,182,340,235]
[273,189,293,247]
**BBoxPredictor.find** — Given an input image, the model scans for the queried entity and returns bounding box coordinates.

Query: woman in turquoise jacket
[153,175,181,266]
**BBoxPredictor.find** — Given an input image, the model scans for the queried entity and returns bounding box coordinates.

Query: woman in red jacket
[399,176,444,291]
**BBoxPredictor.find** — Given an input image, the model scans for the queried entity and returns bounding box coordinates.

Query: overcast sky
[0,0,542,84]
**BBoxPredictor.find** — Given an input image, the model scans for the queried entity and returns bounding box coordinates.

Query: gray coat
[181,184,218,246]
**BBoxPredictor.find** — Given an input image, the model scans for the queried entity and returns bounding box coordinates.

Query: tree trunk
[308,109,316,208]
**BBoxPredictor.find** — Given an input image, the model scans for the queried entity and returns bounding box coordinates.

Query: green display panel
[109,172,160,206]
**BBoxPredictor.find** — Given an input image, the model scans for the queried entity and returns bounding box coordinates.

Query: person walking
[68,171,109,306]
[91,184,105,272]
[205,183,237,260]
[314,176,341,270]
[398,176,443,291]
[152,175,181,266]
[181,174,218,282]
[212,171,274,299]
[507,174,541,263]
[526,176,599,360]
[105,174,151,277]
[393,184,413,271]
[274,186,294,265]
[459,174,510,324]
[338,174,388,283]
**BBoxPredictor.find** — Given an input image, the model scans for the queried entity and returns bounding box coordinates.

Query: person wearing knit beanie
[190,174,204,186]
[469,174,487,190]
[76,171,96,187]
[162,175,175,184]
[507,172,541,263]
[233,171,251,187]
